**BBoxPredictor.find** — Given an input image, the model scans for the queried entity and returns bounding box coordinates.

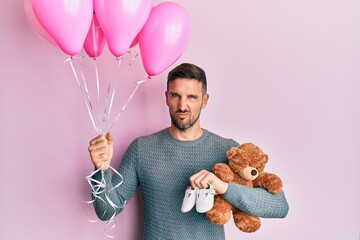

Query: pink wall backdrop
[1,0,359,239]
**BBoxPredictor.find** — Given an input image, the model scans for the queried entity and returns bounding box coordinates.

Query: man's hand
[189,170,229,195]
[88,132,113,170]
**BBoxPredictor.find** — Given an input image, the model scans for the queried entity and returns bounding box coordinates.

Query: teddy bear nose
[251,169,258,176]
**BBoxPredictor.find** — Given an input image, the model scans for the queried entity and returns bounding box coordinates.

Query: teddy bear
[205,143,283,233]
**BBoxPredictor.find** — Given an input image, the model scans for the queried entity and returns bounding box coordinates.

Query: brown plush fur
[206,143,283,233]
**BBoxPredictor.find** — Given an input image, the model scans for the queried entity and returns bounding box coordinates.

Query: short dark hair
[167,63,207,94]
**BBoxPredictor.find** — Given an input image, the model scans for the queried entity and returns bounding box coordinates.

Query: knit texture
[92,129,288,240]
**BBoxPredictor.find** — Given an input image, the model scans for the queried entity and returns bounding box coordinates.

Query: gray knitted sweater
[92,129,289,240]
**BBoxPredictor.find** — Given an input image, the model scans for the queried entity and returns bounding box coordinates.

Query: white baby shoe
[195,184,215,213]
[181,187,198,213]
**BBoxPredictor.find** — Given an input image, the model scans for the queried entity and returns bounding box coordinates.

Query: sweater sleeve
[91,139,140,221]
[221,182,289,218]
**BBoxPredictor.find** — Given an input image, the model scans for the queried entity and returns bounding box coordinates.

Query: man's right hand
[88,132,113,170]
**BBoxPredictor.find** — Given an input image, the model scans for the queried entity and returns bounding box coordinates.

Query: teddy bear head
[226,143,268,181]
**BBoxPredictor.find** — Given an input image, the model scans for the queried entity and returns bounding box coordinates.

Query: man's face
[166,78,209,131]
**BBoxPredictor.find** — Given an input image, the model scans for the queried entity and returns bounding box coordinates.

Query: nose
[178,99,188,111]
[239,166,259,180]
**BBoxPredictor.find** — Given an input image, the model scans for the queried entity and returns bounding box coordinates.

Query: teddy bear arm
[232,208,261,233]
[253,172,283,194]
[213,163,234,182]
[206,196,233,225]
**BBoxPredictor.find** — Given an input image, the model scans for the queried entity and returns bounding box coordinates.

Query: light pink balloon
[24,0,57,46]
[94,0,152,57]
[139,2,191,76]
[84,14,106,59]
[32,0,93,56]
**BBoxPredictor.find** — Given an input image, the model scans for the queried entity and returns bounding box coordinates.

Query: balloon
[84,14,106,59]
[94,0,152,57]
[32,0,93,56]
[139,2,191,76]
[24,0,57,46]
[130,34,139,49]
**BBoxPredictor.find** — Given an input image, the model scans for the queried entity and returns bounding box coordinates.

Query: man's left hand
[189,170,228,195]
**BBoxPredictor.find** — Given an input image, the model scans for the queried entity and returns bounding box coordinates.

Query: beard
[170,110,200,131]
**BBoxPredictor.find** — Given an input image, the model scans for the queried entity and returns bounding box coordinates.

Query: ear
[201,93,209,109]
[226,147,238,159]
[165,91,169,106]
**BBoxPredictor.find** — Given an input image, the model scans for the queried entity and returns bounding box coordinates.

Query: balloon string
[79,62,96,122]
[65,57,98,133]
[108,75,149,132]
[83,162,126,238]
[106,50,142,132]
[104,57,123,132]
[127,50,139,66]
[65,57,81,90]
[66,50,142,134]
[106,57,124,131]
[94,59,102,134]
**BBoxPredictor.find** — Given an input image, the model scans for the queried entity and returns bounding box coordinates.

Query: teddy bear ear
[226,147,238,159]
[264,154,269,163]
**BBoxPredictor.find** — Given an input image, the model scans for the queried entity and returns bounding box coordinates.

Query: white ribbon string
[95,59,102,134]
[103,57,123,133]
[65,32,143,240]
[65,50,145,135]
[104,219,117,239]
[108,75,149,132]
[83,162,126,238]
[65,57,99,134]
[66,51,145,237]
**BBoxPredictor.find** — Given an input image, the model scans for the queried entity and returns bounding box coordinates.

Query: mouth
[176,111,189,118]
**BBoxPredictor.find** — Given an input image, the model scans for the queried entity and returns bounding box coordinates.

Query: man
[88,63,289,240]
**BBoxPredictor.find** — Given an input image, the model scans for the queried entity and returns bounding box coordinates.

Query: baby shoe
[181,187,198,213]
[196,184,215,213]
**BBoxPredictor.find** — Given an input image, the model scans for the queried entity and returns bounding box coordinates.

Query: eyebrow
[168,91,199,96]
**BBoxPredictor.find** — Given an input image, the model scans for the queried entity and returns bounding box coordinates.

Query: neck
[168,125,204,141]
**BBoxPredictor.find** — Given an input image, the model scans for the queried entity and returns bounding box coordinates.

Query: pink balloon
[139,2,191,76]
[84,14,106,59]
[130,34,139,49]
[24,0,57,46]
[94,0,152,57]
[32,0,93,56]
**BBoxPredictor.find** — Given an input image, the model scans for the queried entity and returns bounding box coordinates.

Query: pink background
[1,0,359,239]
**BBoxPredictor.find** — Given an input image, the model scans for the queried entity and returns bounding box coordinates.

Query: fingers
[189,169,229,195]
[89,132,113,152]
[90,134,107,145]
[92,151,111,165]
[189,170,214,189]
[88,132,113,170]
[106,132,113,144]
[88,139,108,152]
[90,146,110,159]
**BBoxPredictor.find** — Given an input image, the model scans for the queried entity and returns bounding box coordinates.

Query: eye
[188,95,197,100]
[170,93,180,98]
